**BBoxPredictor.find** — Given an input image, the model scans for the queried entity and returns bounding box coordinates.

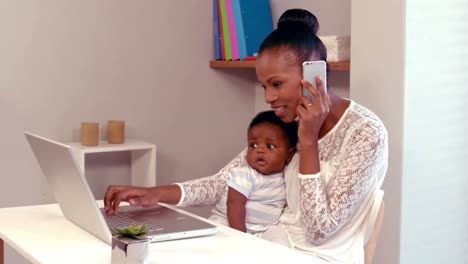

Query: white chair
[364,198,385,264]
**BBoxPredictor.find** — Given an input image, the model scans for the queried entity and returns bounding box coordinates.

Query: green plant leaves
[112,224,149,240]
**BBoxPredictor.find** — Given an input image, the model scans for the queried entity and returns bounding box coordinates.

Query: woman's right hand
[104,185,161,216]
[296,76,331,145]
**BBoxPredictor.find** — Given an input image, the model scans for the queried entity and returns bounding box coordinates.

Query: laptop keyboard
[104,212,164,231]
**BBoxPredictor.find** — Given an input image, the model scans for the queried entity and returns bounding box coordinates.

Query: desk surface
[0,202,327,264]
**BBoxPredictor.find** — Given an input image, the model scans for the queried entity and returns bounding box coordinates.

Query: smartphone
[302,60,327,102]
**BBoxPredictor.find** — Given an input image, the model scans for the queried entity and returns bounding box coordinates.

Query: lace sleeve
[299,122,387,245]
[178,149,247,207]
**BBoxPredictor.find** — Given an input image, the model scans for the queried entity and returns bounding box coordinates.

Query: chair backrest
[364,200,385,264]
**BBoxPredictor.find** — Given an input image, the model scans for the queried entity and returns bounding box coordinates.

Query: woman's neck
[318,91,350,139]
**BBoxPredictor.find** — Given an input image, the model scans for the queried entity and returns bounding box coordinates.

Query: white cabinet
[68,139,156,187]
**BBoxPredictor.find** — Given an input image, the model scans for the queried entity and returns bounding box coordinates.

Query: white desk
[0,203,328,264]
[68,140,156,187]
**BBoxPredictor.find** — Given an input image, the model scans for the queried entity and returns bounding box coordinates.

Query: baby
[209,110,298,234]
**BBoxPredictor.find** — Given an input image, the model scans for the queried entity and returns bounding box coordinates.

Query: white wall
[0,1,255,263]
[353,0,468,263]
[351,1,406,264]
[401,0,468,263]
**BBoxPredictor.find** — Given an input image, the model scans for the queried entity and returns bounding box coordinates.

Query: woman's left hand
[296,76,331,145]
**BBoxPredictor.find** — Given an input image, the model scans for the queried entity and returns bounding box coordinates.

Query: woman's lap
[260,225,291,248]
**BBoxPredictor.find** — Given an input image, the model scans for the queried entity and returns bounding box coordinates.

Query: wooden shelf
[210,60,350,71]
[68,139,156,187]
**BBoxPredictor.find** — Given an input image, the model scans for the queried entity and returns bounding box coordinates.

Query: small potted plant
[111,224,150,264]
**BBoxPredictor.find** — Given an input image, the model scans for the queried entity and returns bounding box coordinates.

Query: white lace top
[176,101,388,263]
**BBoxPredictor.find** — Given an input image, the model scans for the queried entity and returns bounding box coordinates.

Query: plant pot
[111,235,150,264]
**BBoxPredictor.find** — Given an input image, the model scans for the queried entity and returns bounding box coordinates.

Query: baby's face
[246,123,292,175]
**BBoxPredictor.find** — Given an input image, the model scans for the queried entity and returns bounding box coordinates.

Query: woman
[104,9,388,264]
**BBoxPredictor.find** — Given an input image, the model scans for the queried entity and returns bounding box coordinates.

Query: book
[232,0,273,58]
[219,0,232,60]
[213,0,222,60]
[225,0,240,60]
[231,0,247,60]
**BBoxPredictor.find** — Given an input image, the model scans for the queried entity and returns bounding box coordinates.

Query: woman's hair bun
[277,9,319,35]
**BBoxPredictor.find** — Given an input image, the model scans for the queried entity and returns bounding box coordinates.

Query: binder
[219,0,232,60]
[217,0,226,59]
[232,0,247,60]
[233,0,273,58]
[213,0,222,60]
[225,0,240,60]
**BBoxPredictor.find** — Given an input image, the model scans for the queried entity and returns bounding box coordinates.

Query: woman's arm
[104,149,247,214]
[177,149,247,207]
[104,184,182,215]
[299,122,388,245]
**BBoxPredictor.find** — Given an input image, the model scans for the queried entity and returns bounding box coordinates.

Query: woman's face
[256,50,302,123]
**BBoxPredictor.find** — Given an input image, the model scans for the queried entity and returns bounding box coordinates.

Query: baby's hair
[248,110,298,148]
[259,8,327,65]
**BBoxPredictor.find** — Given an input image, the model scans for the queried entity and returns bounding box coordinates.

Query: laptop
[24,132,217,244]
